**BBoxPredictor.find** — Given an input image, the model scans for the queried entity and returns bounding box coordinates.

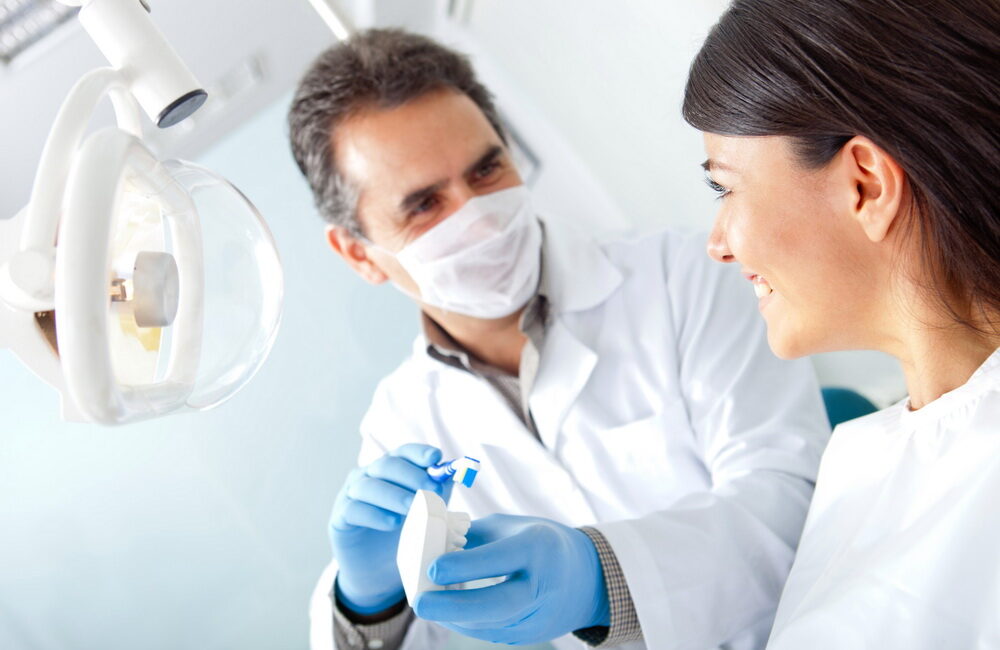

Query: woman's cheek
[728,206,772,269]
[716,204,742,254]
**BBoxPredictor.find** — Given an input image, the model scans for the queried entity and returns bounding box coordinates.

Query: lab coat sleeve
[593,233,831,650]
[309,385,455,650]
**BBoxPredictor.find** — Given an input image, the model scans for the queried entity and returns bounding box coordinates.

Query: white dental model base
[397,490,472,606]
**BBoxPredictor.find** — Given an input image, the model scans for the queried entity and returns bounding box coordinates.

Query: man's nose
[442,185,478,218]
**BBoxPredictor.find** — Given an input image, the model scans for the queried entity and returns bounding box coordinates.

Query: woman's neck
[888,315,1000,410]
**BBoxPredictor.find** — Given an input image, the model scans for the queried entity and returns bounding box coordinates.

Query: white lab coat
[310,223,831,650]
[767,347,1000,649]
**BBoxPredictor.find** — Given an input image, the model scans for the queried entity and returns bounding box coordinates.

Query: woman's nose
[707,219,736,263]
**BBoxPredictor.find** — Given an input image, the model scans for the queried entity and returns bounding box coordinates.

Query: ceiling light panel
[0,0,78,65]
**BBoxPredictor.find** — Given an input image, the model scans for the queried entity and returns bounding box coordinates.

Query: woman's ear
[326,226,389,285]
[840,136,907,243]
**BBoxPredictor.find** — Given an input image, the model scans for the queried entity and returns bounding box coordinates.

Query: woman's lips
[743,272,774,298]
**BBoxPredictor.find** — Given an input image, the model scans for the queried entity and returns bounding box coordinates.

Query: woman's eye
[704,177,732,200]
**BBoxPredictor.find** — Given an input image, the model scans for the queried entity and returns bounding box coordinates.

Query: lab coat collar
[540,218,624,316]
[409,217,624,360]
[408,218,624,453]
[899,346,1000,430]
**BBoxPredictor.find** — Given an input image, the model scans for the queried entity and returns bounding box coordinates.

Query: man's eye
[474,160,501,180]
[412,196,439,216]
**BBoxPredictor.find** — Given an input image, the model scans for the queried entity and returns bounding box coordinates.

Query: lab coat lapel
[433,364,603,524]
[529,219,623,448]
[429,359,549,461]
[431,359,600,525]
[530,319,597,449]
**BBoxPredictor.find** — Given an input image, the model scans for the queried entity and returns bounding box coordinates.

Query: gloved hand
[413,514,610,645]
[331,443,452,615]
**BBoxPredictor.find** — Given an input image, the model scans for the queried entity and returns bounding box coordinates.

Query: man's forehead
[332,92,502,193]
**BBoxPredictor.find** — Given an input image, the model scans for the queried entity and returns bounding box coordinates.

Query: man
[290,29,830,650]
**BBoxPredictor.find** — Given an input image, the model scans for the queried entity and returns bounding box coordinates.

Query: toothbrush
[427,456,480,488]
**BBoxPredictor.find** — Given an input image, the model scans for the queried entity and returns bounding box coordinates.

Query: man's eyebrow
[399,179,448,214]
[398,145,504,214]
[702,159,736,173]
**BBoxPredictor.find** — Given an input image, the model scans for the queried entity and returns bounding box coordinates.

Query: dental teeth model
[397,490,472,606]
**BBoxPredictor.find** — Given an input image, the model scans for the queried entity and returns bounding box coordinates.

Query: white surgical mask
[376,185,542,319]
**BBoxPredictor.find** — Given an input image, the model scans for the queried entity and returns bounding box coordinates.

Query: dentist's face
[703,134,884,359]
[332,87,522,295]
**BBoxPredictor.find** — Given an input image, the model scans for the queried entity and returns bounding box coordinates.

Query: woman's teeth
[752,277,773,298]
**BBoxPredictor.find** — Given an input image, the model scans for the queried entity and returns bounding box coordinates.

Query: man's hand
[414,514,610,644]
[331,443,452,615]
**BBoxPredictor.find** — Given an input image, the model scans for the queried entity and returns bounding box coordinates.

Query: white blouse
[768,347,1000,649]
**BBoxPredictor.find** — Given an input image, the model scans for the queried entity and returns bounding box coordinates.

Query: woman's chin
[765,323,813,360]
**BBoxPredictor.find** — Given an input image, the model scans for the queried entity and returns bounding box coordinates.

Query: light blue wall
[1,91,553,650]
[0,95,418,649]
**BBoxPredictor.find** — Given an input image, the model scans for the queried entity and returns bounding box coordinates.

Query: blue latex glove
[414,514,610,645]
[331,443,453,615]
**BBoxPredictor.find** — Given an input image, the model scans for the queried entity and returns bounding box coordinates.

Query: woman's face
[703,134,888,359]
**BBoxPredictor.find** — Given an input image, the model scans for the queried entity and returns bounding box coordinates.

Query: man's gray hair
[288,28,506,236]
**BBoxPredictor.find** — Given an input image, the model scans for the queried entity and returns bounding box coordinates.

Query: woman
[683,0,999,647]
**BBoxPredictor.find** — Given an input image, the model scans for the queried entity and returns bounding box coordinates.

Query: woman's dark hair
[683,0,1000,332]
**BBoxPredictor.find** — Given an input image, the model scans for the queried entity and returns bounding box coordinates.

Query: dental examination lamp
[0,0,283,425]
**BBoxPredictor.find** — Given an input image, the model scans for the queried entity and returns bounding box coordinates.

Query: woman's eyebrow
[701,159,737,173]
